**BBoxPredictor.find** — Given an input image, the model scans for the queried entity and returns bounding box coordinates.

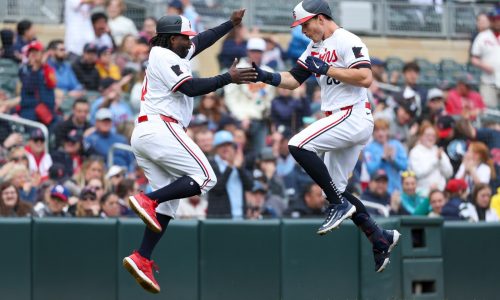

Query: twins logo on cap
[291,0,333,28]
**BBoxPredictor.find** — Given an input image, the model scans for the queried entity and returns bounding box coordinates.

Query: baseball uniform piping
[297,107,352,148]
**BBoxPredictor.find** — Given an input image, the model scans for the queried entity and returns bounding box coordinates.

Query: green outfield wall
[1,217,499,300]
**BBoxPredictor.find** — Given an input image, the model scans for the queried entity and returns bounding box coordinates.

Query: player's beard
[172,45,190,59]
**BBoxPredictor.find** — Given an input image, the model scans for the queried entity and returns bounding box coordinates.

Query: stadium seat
[385,56,405,73]
[0,59,19,94]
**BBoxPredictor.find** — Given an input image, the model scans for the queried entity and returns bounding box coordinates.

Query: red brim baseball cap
[438,128,452,139]
[291,0,332,28]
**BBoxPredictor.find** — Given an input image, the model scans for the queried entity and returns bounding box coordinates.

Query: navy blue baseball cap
[156,15,197,36]
[30,128,45,140]
[291,0,332,28]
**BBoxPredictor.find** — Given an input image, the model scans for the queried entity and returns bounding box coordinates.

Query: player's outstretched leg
[123,213,171,293]
[288,145,356,234]
[129,175,201,233]
[343,191,401,272]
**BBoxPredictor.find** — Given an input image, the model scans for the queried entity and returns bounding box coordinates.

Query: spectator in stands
[182,0,204,33]
[207,130,253,218]
[46,39,84,98]
[51,130,84,178]
[90,78,133,126]
[428,189,446,217]
[177,196,208,219]
[218,25,247,70]
[100,191,121,217]
[72,43,101,91]
[53,98,90,149]
[96,46,121,80]
[284,182,324,218]
[106,165,125,192]
[225,37,275,152]
[246,181,284,219]
[456,142,495,192]
[461,183,499,222]
[115,34,138,71]
[139,17,157,43]
[18,41,57,125]
[75,155,106,188]
[91,12,115,49]
[364,119,408,193]
[115,178,136,216]
[129,60,146,113]
[193,128,214,157]
[85,108,134,171]
[375,94,418,144]
[371,57,388,84]
[286,25,309,64]
[167,0,183,15]
[13,20,36,61]
[446,74,485,120]
[33,184,71,217]
[470,12,490,56]
[0,181,32,217]
[75,185,101,217]
[399,62,428,113]
[262,37,286,71]
[361,169,391,216]
[0,29,18,62]
[271,86,311,134]
[106,0,138,46]
[391,171,429,215]
[87,177,106,200]
[4,164,37,203]
[256,147,286,200]
[25,129,52,179]
[276,132,296,178]
[419,88,445,124]
[196,92,226,131]
[0,146,30,179]
[64,0,95,60]
[441,178,468,220]
[409,123,453,194]
[471,7,500,108]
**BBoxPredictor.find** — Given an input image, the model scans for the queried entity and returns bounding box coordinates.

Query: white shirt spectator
[95,33,114,49]
[460,202,499,222]
[455,162,491,192]
[65,0,95,56]
[409,143,453,195]
[176,197,207,219]
[471,29,500,87]
[108,15,138,46]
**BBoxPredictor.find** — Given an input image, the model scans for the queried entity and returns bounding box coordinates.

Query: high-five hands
[305,56,330,75]
[229,58,257,84]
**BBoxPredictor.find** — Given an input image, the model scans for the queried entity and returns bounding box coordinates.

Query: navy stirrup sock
[146,175,201,203]
[138,213,171,259]
[288,145,342,204]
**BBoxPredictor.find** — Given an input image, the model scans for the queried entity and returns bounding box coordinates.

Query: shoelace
[148,260,160,274]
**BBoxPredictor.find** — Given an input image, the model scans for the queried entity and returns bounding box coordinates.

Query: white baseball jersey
[298,28,371,111]
[140,45,196,127]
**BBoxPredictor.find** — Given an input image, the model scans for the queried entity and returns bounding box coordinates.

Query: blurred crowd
[0,0,499,222]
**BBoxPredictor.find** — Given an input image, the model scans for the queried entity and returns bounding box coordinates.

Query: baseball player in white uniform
[122,10,256,293]
[253,0,400,272]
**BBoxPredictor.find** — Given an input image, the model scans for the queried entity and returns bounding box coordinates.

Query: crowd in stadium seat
[0,0,499,222]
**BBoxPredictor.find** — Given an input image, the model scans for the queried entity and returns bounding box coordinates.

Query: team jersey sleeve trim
[171,75,193,92]
[297,59,308,69]
[348,60,371,69]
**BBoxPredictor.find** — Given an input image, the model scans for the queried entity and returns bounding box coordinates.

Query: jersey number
[326,77,340,85]
[141,76,148,101]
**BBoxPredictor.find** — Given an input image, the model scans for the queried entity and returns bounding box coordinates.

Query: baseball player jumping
[122,10,256,293]
[253,0,400,272]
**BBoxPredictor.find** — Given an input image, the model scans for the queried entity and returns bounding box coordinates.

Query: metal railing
[0,113,49,153]
[107,142,133,168]
[0,0,495,39]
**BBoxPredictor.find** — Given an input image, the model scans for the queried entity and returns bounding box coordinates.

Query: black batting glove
[305,56,330,75]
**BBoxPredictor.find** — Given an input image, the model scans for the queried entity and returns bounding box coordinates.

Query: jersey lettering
[326,77,340,85]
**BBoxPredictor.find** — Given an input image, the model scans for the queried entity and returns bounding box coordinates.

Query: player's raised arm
[190,9,246,58]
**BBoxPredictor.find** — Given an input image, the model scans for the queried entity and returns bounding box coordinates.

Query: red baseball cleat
[129,193,162,233]
[123,251,161,293]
